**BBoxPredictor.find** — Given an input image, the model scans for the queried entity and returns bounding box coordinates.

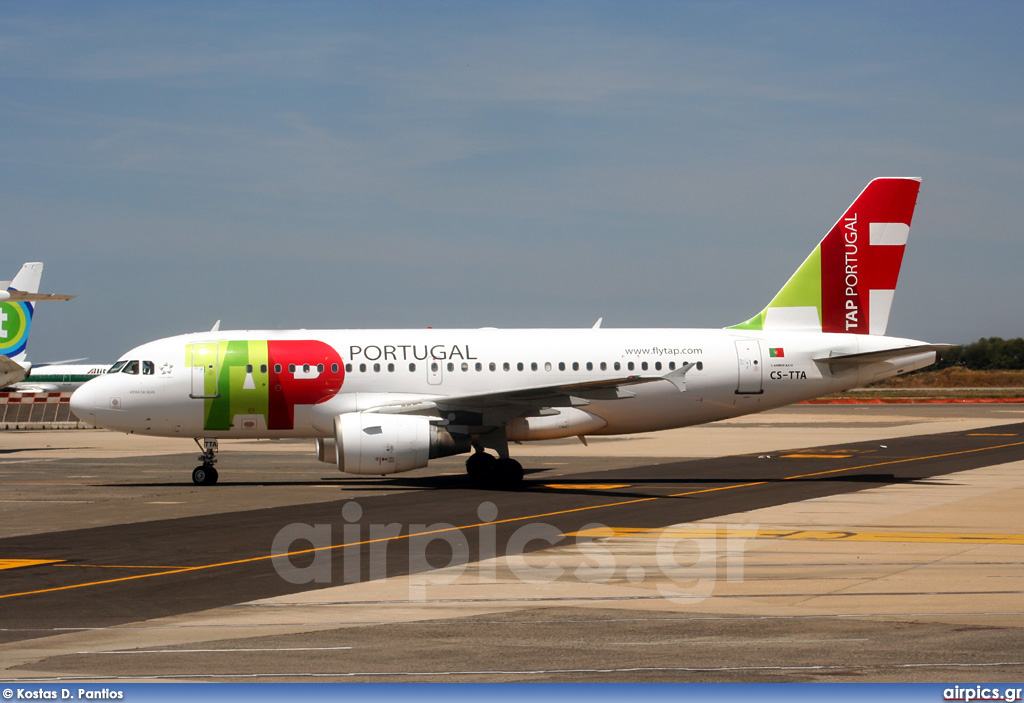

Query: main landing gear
[465,448,524,490]
[192,438,219,486]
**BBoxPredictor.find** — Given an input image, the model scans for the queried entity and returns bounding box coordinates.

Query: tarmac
[1,404,1022,682]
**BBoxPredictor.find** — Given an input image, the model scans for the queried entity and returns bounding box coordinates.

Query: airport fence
[0,391,93,429]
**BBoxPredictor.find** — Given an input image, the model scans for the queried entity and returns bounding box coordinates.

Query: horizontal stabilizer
[0,291,75,302]
[814,344,951,368]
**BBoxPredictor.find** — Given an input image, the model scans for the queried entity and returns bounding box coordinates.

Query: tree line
[935,337,1024,370]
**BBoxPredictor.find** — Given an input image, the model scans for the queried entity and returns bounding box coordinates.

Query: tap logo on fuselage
[187,339,345,432]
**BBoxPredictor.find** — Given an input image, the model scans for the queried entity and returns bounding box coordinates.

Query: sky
[2,1,1022,363]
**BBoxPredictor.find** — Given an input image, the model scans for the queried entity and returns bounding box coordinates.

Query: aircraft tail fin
[1,262,43,364]
[729,178,921,336]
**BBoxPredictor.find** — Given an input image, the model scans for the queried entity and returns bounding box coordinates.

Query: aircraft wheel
[466,452,496,483]
[192,465,218,486]
[494,458,524,490]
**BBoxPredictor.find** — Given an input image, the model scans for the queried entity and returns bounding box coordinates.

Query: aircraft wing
[813,344,952,369]
[34,358,89,367]
[365,365,695,420]
[0,355,30,388]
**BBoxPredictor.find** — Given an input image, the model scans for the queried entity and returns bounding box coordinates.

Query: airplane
[8,363,109,393]
[70,177,946,488]
[0,262,75,389]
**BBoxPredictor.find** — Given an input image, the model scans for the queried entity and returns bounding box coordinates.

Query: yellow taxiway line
[3,437,1023,600]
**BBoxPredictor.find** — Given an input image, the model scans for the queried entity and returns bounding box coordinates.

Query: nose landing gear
[192,437,219,486]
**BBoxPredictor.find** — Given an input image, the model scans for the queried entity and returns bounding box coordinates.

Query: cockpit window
[108,361,128,374]
[122,360,139,375]
[142,360,155,375]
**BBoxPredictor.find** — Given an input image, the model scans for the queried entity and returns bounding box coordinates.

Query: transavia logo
[0,301,31,357]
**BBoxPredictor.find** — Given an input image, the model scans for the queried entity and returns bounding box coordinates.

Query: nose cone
[69,381,98,423]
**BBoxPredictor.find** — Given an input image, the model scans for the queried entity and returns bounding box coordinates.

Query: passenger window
[558,362,566,371]
[289,364,296,373]
[614,362,621,371]
[461,362,469,372]
[246,364,253,373]
[108,361,128,374]
[475,362,482,372]
[655,361,662,371]
[669,361,676,370]
[641,361,648,371]
[586,362,593,371]
[359,363,366,373]
[409,363,416,372]
[303,364,311,373]
[627,362,635,371]
[544,362,552,371]
[503,362,510,371]
[122,360,139,375]
[345,363,352,373]
[696,361,704,370]
[331,364,338,373]
[490,362,497,371]
[275,364,282,373]
[373,363,381,372]
[387,363,395,372]
[600,362,607,371]
[531,362,538,371]
[447,362,454,372]
[143,361,155,375]
[317,364,325,373]
[431,362,439,372]
[517,362,524,371]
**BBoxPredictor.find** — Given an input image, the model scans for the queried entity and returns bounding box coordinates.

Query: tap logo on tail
[730,177,921,336]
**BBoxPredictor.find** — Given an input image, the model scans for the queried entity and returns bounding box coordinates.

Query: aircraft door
[189,343,221,399]
[735,339,764,395]
[427,358,443,385]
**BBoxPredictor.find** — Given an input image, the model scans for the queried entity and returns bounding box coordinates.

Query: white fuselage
[69,327,935,441]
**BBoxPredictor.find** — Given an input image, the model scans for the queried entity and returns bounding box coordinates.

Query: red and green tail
[730,177,921,336]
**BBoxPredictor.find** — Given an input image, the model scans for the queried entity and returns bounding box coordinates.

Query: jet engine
[316,412,470,475]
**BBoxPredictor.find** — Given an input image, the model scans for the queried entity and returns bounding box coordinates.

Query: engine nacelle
[317,412,470,475]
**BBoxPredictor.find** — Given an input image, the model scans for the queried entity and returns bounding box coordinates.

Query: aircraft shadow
[91,471,949,499]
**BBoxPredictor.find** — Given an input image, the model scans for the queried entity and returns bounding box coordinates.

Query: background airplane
[7,363,109,393]
[0,262,76,389]
[71,178,945,488]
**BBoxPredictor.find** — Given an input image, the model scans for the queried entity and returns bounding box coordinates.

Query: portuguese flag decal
[769,347,785,358]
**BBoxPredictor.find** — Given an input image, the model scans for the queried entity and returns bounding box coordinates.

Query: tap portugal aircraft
[71,177,945,488]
